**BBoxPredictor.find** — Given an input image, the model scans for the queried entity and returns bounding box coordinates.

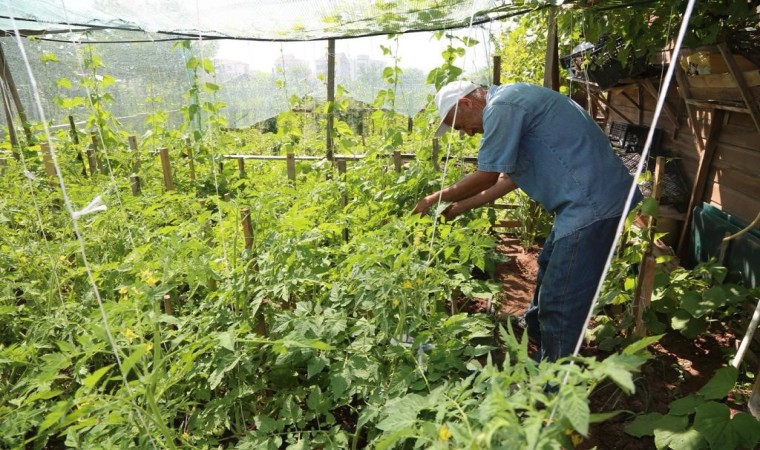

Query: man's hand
[413,196,435,215]
[442,202,460,221]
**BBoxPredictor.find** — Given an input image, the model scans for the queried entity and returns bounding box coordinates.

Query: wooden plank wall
[603,80,760,227]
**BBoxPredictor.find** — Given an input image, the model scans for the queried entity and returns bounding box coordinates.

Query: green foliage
[626,366,760,449]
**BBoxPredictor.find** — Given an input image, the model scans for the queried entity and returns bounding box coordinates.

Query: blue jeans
[524,216,621,362]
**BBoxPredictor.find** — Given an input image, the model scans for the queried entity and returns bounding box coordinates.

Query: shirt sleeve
[477,101,530,174]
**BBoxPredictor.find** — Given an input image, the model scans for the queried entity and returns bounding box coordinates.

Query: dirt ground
[486,234,747,450]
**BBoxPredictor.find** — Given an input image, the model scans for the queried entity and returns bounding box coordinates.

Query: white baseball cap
[434,80,479,137]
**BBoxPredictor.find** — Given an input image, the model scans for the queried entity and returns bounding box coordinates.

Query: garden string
[6,3,160,446]
[551,0,698,420]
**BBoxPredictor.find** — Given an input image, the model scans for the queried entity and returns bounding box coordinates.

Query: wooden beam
[717,43,760,134]
[596,91,637,124]
[674,62,706,152]
[639,78,680,130]
[677,109,726,260]
[493,55,501,86]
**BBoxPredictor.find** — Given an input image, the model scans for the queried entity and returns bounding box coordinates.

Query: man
[414,81,642,362]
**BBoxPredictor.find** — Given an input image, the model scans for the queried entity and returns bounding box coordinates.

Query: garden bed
[484,234,751,450]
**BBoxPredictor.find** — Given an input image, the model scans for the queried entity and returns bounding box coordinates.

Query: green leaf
[203,82,220,92]
[669,394,704,416]
[662,428,707,450]
[56,77,73,89]
[561,388,590,436]
[120,344,147,376]
[216,331,235,351]
[82,364,114,390]
[693,401,760,449]
[698,366,738,400]
[622,334,663,355]
[41,52,59,63]
[375,394,425,431]
[625,412,663,437]
[651,415,690,449]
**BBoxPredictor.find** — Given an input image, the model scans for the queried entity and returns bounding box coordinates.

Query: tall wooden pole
[543,7,560,91]
[326,39,336,161]
[0,42,32,142]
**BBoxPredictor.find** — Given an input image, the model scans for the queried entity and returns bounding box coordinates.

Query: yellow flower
[401,280,413,289]
[145,342,153,352]
[439,424,452,441]
[122,328,138,341]
[140,269,158,286]
[392,299,400,307]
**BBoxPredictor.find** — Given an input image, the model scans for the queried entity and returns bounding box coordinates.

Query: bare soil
[485,234,749,450]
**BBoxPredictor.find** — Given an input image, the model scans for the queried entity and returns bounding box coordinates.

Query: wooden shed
[575,42,760,287]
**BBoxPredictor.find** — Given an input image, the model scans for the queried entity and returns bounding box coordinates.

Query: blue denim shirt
[477,83,642,239]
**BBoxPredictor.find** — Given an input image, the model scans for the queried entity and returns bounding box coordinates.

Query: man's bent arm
[414,170,500,214]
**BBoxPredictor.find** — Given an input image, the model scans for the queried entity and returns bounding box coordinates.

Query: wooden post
[633,157,666,337]
[432,138,441,171]
[393,151,402,172]
[185,138,196,182]
[159,147,174,191]
[0,77,19,156]
[407,116,413,133]
[0,156,6,177]
[90,133,104,174]
[543,6,559,91]
[39,143,57,188]
[493,55,502,85]
[86,147,98,176]
[68,115,79,144]
[286,152,296,181]
[326,39,335,161]
[128,135,141,195]
[241,208,254,250]
[337,159,349,242]
[237,157,246,178]
[0,43,32,143]
[69,116,88,176]
[677,109,725,260]
[162,294,173,316]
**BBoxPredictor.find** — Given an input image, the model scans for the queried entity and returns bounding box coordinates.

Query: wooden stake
[237,157,246,178]
[286,152,296,181]
[632,254,656,337]
[0,157,6,177]
[159,147,174,191]
[432,138,441,171]
[241,208,254,250]
[337,159,349,242]
[39,143,57,188]
[128,136,141,195]
[90,133,104,173]
[393,151,402,172]
[68,115,79,144]
[186,140,196,182]
[162,294,173,316]
[633,156,666,337]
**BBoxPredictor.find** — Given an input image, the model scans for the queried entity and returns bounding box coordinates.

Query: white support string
[0,75,66,312]
[548,0,698,423]
[5,2,157,445]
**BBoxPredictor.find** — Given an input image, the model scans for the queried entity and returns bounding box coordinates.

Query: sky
[214,27,499,75]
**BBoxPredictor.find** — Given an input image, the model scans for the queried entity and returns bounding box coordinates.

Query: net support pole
[90,133,104,174]
[0,42,32,143]
[543,6,559,91]
[326,38,335,161]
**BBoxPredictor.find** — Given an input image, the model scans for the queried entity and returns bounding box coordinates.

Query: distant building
[214,58,250,81]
